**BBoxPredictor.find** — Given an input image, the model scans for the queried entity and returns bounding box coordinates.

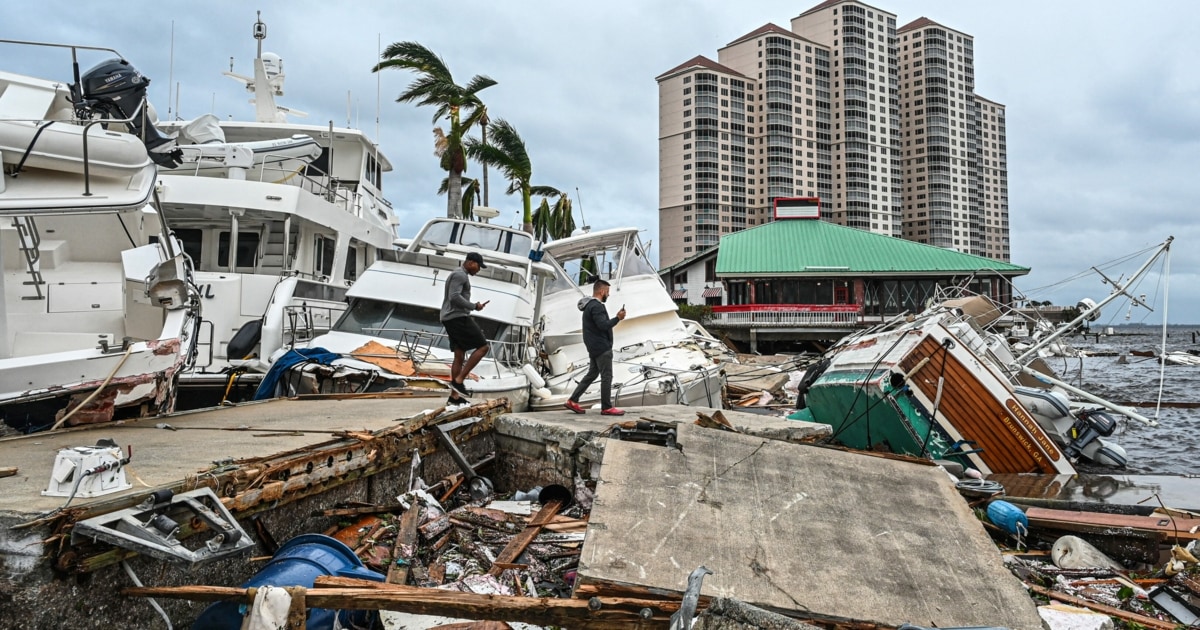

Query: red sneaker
[600,407,626,416]
[564,400,586,414]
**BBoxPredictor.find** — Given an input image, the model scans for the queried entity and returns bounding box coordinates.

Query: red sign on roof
[774,197,820,220]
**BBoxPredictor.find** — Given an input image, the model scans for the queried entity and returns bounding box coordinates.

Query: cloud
[5,0,1197,322]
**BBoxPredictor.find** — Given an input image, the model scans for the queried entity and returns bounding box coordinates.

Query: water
[1055,324,1200,475]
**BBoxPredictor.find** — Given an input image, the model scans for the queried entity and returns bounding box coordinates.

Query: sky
[5,1,1198,324]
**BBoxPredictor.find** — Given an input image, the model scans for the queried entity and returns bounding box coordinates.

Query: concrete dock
[0,398,1042,629]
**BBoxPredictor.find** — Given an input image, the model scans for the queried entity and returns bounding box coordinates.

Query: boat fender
[986,500,1028,536]
[532,387,552,400]
[522,363,546,389]
[1051,535,1124,570]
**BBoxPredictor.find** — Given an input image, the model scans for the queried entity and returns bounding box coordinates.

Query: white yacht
[0,41,200,432]
[152,15,398,404]
[257,213,554,410]
[529,228,730,411]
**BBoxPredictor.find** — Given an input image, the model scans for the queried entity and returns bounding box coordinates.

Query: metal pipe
[1017,364,1157,427]
[1014,237,1173,365]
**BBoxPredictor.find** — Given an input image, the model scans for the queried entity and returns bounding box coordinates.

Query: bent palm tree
[373,41,495,218]
[466,119,556,234]
[532,192,576,241]
[438,176,481,219]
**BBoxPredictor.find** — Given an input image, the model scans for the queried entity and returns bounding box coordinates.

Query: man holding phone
[440,252,490,405]
[564,278,627,416]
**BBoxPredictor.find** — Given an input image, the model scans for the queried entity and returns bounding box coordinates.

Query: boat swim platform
[577,422,1044,630]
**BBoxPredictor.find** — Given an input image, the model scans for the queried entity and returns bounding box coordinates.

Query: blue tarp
[253,347,341,400]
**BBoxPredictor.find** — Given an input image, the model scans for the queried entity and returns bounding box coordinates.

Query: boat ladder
[11,216,45,300]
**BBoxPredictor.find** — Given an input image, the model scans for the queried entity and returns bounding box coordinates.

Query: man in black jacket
[564,279,627,415]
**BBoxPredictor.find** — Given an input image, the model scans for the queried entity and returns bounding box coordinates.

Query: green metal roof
[716,219,1029,276]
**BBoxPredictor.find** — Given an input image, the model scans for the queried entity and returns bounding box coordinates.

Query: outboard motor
[70,58,182,168]
[1064,408,1127,467]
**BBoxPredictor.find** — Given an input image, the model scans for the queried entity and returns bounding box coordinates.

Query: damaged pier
[1,398,1046,628]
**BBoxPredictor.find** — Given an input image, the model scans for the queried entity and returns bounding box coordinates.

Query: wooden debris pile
[321,480,591,601]
[975,496,1200,628]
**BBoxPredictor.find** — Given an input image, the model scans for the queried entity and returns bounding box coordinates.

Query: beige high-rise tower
[657,0,1010,268]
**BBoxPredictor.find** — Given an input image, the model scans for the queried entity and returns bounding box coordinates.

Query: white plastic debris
[1037,604,1115,630]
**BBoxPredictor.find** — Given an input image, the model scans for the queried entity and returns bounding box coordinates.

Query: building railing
[709,304,861,327]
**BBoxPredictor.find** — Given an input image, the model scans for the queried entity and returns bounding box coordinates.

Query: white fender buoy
[522,363,546,389]
[532,387,552,400]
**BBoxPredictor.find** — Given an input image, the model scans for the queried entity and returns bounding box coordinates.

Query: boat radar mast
[220,12,307,123]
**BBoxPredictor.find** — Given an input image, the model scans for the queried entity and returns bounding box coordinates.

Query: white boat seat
[543,332,583,355]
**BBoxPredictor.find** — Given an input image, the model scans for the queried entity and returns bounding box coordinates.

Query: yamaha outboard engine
[71,58,182,168]
[1064,408,1127,467]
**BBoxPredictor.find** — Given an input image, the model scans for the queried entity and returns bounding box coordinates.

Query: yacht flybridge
[149,14,398,403]
[0,40,199,431]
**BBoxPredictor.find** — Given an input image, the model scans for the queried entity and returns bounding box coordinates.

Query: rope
[955,478,1004,496]
[11,121,57,176]
[50,345,135,431]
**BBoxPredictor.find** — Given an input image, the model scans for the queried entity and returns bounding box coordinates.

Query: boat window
[293,280,347,302]
[217,231,260,268]
[334,298,507,347]
[620,241,658,278]
[173,228,204,266]
[315,236,336,277]
[415,221,533,256]
[344,241,360,282]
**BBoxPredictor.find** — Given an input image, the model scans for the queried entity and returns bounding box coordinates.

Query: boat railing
[282,303,347,348]
[361,328,528,372]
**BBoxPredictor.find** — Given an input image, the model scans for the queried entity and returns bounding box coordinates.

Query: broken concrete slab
[577,422,1043,629]
[493,406,830,492]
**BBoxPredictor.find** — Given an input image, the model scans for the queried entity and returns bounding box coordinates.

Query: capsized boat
[790,307,1078,475]
[529,228,731,411]
[1,40,200,432]
[252,213,555,410]
[791,237,1174,473]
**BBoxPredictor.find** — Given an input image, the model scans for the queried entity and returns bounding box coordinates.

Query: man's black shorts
[442,316,487,351]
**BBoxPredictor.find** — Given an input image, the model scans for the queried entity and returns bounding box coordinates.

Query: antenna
[167,21,175,119]
[575,187,589,231]
[346,90,351,128]
[375,33,381,142]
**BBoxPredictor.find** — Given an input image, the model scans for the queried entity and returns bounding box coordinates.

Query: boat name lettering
[995,411,1045,466]
[196,284,217,299]
[1004,398,1061,462]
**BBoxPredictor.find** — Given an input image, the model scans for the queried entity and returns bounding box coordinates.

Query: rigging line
[116,212,136,247]
[825,327,913,444]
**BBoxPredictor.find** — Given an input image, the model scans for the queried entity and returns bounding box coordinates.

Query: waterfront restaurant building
[663,211,1027,350]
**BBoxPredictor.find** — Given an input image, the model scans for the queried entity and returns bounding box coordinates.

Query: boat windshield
[543,234,658,295]
[416,220,533,257]
[334,298,507,348]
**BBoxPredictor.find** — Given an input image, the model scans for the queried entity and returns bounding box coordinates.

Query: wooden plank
[488,500,563,576]
[1027,507,1200,542]
[124,582,674,629]
[387,506,421,585]
[0,467,17,478]
[1026,584,1177,630]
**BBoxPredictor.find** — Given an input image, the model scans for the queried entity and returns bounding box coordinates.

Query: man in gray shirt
[441,252,490,404]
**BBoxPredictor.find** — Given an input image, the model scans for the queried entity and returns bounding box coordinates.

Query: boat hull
[800,319,1074,475]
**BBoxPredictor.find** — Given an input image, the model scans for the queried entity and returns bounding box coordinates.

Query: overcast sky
[6,1,1196,324]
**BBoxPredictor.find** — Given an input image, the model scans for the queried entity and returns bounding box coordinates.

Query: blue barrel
[986,500,1028,536]
[193,534,385,629]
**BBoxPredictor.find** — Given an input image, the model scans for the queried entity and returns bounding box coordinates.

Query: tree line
[373,42,576,241]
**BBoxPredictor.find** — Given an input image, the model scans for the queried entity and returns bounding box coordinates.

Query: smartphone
[621,304,625,310]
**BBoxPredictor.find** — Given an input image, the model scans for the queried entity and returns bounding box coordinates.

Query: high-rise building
[656,0,1010,268]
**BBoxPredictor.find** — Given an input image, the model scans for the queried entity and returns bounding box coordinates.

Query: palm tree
[438,176,480,219]
[532,192,576,241]
[373,42,495,218]
[466,119,557,234]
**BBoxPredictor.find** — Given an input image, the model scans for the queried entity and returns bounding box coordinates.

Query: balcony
[710,304,862,328]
